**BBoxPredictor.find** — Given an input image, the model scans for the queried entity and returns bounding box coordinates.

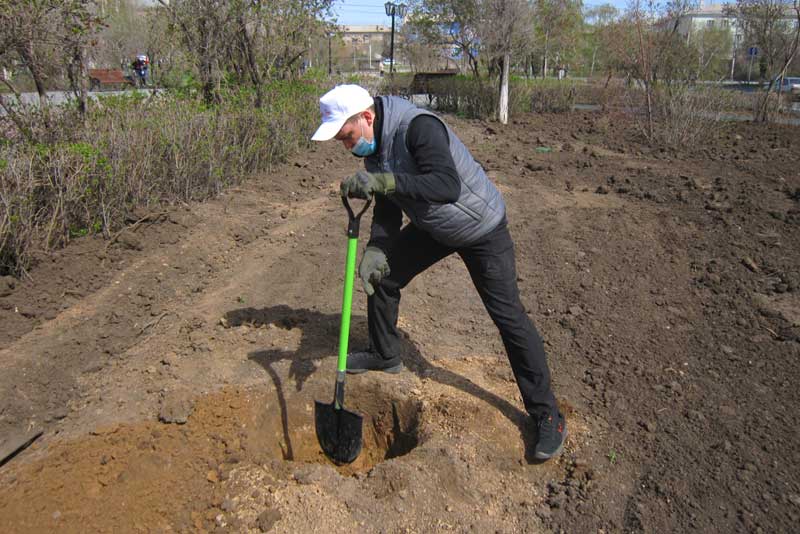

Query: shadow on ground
[224,305,541,463]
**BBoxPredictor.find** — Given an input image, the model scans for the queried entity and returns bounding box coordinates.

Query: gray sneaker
[534,410,567,461]
[346,349,404,374]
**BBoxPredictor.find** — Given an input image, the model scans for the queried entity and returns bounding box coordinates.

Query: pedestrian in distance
[310,84,567,461]
[131,54,149,87]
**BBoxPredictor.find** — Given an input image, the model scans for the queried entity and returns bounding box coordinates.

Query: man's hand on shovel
[358,247,390,296]
[340,170,395,199]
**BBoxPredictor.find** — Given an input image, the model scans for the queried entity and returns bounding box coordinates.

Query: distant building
[678,3,736,36]
[339,25,393,70]
[339,25,391,45]
[678,2,798,43]
[677,2,799,79]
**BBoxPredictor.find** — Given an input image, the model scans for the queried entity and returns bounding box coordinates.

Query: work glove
[359,247,390,296]
[340,170,396,199]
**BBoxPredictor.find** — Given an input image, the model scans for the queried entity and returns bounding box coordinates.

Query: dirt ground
[1,110,799,533]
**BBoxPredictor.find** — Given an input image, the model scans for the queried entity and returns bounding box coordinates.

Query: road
[0,88,158,116]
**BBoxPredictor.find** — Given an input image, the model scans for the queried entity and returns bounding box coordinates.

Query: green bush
[0,81,322,276]
[433,76,498,118]
[397,76,588,119]
[514,78,579,114]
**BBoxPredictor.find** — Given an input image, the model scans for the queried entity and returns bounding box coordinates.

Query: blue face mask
[350,119,376,157]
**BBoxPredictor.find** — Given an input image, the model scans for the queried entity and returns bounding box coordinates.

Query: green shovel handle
[337,196,372,373]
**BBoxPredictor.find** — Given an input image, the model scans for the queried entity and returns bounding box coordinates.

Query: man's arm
[392,115,460,203]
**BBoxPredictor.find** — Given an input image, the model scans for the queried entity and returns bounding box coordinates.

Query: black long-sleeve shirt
[367,97,460,250]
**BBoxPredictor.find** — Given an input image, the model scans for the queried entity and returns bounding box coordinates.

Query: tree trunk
[197,18,218,105]
[200,54,217,106]
[542,31,550,78]
[498,53,510,124]
[645,80,654,140]
[468,50,480,79]
[756,11,799,122]
[238,14,263,108]
[67,46,88,120]
[18,43,49,116]
[634,16,654,141]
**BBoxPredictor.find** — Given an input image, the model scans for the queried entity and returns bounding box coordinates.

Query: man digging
[311,85,567,461]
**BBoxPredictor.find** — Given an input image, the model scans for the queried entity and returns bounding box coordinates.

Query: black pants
[367,220,557,419]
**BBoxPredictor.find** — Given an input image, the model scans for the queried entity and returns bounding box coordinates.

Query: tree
[725,0,800,121]
[583,3,620,78]
[0,0,57,112]
[479,0,535,123]
[156,0,333,106]
[61,1,104,117]
[691,25,733,80]
[225,0,333,100]
[401,17,459,71]
[156,0,229,105]
[407,0,483,78]
[533,0,584,78]
[406,0,535,123]
[92,0,150,69]
[0,0,102,139]
[604,0,697,142]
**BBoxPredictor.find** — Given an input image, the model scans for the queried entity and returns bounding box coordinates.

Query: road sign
[748,47,758,57]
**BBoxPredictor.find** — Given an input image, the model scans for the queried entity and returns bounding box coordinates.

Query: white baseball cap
[311,84,374,141]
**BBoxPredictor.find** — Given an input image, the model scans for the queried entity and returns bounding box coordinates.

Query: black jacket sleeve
[393,115,461,203]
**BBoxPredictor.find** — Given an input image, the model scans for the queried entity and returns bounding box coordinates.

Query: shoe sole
[534,427,568,461]
[346,363,404,375]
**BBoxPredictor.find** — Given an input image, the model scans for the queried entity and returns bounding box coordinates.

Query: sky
[331,0,632,26]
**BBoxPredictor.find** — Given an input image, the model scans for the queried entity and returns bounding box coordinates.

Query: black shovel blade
[314,400,363,465]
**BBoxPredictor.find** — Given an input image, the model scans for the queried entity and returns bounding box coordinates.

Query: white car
[773,76,800,95]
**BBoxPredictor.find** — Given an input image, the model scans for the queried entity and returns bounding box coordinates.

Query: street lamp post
[384,2,407,75]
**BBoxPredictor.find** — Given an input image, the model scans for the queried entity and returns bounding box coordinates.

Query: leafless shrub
[521,81,578,113]
[580,77,628,111]
[0,84,320,276]
[626,84,739,148]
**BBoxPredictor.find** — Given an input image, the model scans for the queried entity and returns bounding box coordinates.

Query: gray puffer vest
[365,96,505,247]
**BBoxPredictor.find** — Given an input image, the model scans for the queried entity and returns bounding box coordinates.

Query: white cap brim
[311,118,346,141]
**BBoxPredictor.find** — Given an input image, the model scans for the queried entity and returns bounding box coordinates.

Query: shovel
[314,195,372,465]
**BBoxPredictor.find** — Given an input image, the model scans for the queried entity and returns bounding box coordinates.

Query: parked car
[766,76,800,95]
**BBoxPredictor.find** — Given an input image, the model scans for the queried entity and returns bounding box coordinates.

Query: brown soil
[1,111,799,533]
